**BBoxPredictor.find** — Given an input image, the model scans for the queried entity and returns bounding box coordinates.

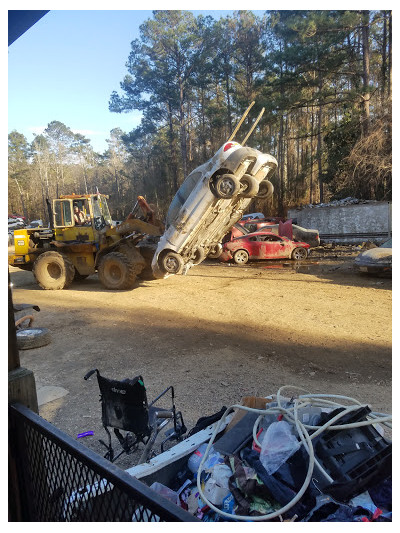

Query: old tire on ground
[208,243,223,259]
[160,251,185,275]
[292,247,308,260]
[256,179,274,199]
[33,251,75,290]
[233,249,249,265]
[240,174,259,198]
[16,327,51,350]
[213,174,240,199]
[98,252,137,290]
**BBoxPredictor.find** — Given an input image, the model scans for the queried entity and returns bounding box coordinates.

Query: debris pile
[295,198,376,210]
[146,387,392,522]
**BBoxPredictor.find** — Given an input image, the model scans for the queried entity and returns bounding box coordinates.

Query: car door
[259,235,289,259]
[244,235,261,258]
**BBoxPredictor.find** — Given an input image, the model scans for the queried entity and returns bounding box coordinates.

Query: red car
[219,231,310,264]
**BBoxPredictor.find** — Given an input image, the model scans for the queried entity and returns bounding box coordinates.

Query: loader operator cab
[91,195,112,231]
[73,202,90,226]
[52,195,112,231]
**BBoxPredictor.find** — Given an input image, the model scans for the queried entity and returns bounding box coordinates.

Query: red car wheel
[233,249,249,265]
[291,247,307,260]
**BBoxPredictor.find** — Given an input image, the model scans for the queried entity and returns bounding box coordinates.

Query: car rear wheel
[208,243,223,259]
[213,174,240,199]
[233,249,249,265]
[291,247,307,260]
[160,251,185,274]
[192,248,206,265]
[33,251,75,290]
[256,179,274,199]
[240,174,259,198]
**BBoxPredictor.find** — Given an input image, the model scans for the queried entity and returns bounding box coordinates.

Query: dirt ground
[9,246,392,468]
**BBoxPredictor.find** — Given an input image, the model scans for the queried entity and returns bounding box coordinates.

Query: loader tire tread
[98,251,137,290]
[32,251,75,290]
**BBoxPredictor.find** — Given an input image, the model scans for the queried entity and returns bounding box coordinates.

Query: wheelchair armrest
[84,369,98,381]
[148,385,175,407]
[155,410,174,419]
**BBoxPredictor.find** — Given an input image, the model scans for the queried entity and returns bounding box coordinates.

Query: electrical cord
[195,386,392,522]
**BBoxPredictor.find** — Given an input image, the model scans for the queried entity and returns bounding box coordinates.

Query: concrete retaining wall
[287,202,392,244]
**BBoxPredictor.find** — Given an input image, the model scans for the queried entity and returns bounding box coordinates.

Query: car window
[166,171,202,226]
[244,223,257,232]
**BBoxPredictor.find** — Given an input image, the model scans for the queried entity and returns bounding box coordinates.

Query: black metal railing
[9,403,197,522]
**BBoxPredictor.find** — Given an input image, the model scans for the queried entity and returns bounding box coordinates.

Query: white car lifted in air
[151,102,278,278]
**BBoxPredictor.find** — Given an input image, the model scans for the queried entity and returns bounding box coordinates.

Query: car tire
[160,251,185,274]
[33,251,75,290]
[233,249,249,265]
[213,174,240,199]
[256,179,274,199]
[192,248,206,265]
[291,247,307,260]
[240,174,259,198]
[98,252,137,290]
[208,243,223,259]
[16,327,51,350]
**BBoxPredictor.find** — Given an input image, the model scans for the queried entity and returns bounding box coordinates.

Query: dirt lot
[9,247,392,467]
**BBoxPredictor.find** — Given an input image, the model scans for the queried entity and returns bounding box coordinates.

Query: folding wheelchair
[84,369,186,464]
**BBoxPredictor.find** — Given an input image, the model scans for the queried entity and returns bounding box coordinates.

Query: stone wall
[287,202,392,243]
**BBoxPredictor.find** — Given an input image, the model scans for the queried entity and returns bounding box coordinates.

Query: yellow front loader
[9,194,163,290]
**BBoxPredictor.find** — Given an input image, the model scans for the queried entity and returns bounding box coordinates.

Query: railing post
[8,270,39,412]
[8,271,39,520]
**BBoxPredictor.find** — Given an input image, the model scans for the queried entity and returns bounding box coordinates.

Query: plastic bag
[203,464,232,506]
[149,482,179,505]
[259,420,300,475]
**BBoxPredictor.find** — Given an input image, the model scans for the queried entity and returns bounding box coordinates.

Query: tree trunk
[317,70,324,203]
[381,11,387,104]
[310,111,314,204]
[167,101,179,192]
[179,80,188,178]
[388,11,392,98]
[361,10,370,136]
[224,69,233,135]
[278,113,285,215]
[14,179,28,221]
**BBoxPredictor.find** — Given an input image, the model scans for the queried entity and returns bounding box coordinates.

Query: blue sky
[8,8,262,154]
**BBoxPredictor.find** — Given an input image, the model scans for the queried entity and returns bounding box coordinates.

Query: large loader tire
[117,243,146,275]
[98,252,137,290]
[137,243,157,280]
[33,251,75,290]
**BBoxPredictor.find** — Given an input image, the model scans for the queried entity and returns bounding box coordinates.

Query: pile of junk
[125,386,392,522]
